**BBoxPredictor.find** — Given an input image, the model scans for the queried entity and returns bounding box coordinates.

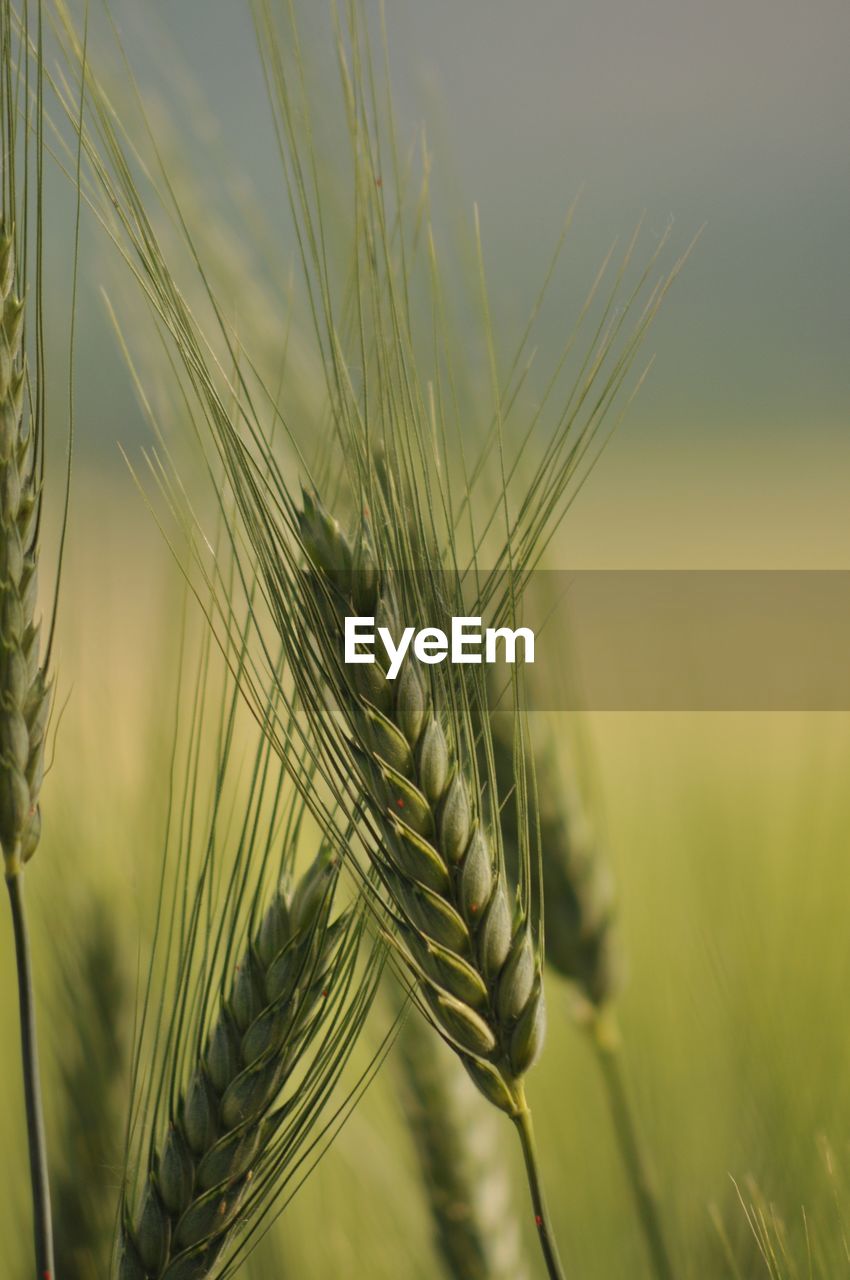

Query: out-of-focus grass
[2,474,848,1277]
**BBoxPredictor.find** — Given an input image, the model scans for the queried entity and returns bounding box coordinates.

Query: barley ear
[119,847,345,1280]
[297,494,565,1280]
[491,711,621,1012]
[299,493,544,1118]
[0,226,51,880]
[1,6,59,1269]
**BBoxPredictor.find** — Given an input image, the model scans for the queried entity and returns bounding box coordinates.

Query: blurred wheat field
[1,0,847,1274]
[2,474,849,1277]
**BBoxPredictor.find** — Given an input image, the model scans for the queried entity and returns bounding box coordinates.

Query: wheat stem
[298,494,565,1278]
[512,1092,565,1280]
[6,869,55,1280]
[590,1016,675,1280]
[493,710,675,1275]
[1,6,56,1274]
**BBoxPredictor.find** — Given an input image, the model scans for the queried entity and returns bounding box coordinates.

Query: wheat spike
[491,711,620,1010]
[2,10,60,1268]
[493,712,679,1280]
[118,847,345,1280]
[0,227,50,879]
[298,491,544,1117]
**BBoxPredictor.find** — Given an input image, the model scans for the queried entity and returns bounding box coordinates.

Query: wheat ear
[395,993,529,1280]
[494,713,675,1280]
[298,492,564,1280]
[0,204,55,1279]
[0,225,50,881]
[118,847,344,1280]
[492,713,620,1014]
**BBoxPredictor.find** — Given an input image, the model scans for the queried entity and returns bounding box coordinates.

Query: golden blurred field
[1,469,848,1277]
[1,0,848,1274]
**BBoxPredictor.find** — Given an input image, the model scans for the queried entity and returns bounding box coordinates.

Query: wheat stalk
[111,594,387,1280]
[394,993,529,1280]
[297,491,564,1280]
[1,3,61,1274]
[45,10,687,1278]
[493,710,676,1280]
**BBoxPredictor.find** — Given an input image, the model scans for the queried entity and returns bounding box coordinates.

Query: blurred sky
[60,0,850,565]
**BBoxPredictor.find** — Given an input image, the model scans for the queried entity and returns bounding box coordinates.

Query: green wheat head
[297,490,544,1115]
[0,215,51,881]
[112,612,385,1280]
[119,849,347,1280]
[491,708,620,1011]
